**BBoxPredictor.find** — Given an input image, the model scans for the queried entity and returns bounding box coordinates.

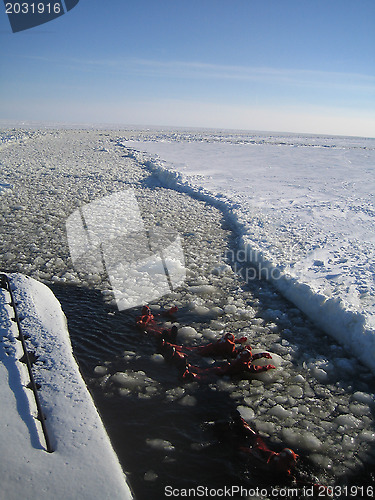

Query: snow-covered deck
[0,273,133,500]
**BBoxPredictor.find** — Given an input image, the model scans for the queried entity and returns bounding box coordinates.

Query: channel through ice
[121,131,375,374]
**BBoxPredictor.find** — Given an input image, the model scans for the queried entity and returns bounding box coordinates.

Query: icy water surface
[1,129,375,499]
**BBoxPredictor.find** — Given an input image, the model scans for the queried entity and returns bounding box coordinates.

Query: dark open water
[50,270,375,500]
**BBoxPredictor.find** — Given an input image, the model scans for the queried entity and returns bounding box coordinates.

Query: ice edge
[123,145,375,375]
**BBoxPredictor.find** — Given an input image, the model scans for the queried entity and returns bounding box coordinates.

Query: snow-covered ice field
[0,128,374,498]
[121,130,375,374]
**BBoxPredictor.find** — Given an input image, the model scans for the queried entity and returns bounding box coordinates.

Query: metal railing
[0,273,53,453]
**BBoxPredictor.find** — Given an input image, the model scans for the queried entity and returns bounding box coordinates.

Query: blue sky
[1,0,374,137]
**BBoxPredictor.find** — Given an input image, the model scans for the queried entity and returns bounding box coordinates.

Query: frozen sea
[121,130,375,374]
[0,128,375,499]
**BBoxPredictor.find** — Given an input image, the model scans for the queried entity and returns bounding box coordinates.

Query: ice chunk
[179,395,197,406]
[211,263,232,276]
[349,403,371,417]
[150,353,165,363]
[110,370,151,391]
[178,326,202,341]
[191,305,211,316]
[209,320,226,330]
[309,453,333,469]
[274,395,288,405]
[341,435,356,450]
[201,329,219,340]
[237,406,255,421]
[239,307,256,319]
[210,306,224,316]
[189,285,217,295]
[254,420,277,435]
[224,304,237,314]
[352,391,374,405]
[269,405,293,419]
[282,428,323,452]
[94,365,108,376]
[287,385,304,399]
[310,366,329,382]
[144,471,158,481]
[359,430,375,442]
[146,438,175,452]
[217,379,237,392]
[165,387,185,401]
[335,414,363,429]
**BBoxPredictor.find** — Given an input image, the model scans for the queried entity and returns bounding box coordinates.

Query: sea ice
[2,129,375,489]
[121,131,375,374]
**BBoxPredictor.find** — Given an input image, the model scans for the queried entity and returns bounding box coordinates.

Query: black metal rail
[0,273,53,453]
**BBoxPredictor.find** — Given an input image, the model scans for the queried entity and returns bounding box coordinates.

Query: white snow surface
[120,130,375,373]
[0,273,133,500]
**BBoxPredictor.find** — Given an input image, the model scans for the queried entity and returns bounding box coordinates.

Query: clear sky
[1,0,374,137]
